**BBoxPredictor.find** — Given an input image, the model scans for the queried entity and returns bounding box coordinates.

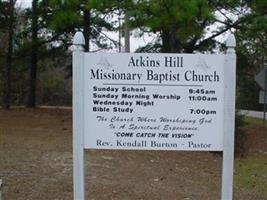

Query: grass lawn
[235,154,267,197]
[235,116,267,198]
[245,116,266,127]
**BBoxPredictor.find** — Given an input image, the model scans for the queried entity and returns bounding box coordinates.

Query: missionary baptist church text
[90,56,220,84]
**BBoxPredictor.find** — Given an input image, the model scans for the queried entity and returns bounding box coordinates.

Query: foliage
[48,0,118,50]
[0,0,266,111]
[235,0,267,110]
[0,0,122,107]
[235,110,246,155]
[0,0,17,108]
[37,64,72,106]
[126,0,245,53]
[236,51,262,110]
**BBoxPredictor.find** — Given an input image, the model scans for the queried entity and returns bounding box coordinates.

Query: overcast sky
[16,0,32,7]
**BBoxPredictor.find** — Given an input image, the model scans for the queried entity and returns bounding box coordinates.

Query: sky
[16,0,32,8]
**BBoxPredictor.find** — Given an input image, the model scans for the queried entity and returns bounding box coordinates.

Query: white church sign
[72,32,236,200]
[84,53,225,151]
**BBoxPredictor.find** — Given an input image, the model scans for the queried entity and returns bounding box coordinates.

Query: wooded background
[0,0,266,110]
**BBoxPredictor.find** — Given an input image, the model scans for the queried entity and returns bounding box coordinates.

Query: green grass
[235,154,267,197]
[244,117,265,127]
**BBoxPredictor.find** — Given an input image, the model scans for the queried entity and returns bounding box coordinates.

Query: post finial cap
[73,32,85,46]
[226,33,236,48]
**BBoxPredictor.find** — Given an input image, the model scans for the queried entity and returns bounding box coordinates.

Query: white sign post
[73,32,85,200]
[72,32,236,200]
[0,179,3,200]
[222,34,236,200]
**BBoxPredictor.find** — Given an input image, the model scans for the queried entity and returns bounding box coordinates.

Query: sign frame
[72,32,236,200]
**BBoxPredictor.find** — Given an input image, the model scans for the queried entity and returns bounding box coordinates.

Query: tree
[122,0,247,53]
[0,0,16,109]
[7,0,57,107]
[22,0,120,107]
[48,0,118,51]
[235,0,267,110]
[27,0,38,107]
[7,0,120,107]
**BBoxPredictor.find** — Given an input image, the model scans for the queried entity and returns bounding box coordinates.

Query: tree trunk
[83,8,90,52]
[27,0,38,107]
[124,12,130,52]
[161,30,170,53]
[3,0,15,109]
[161,28,182,53]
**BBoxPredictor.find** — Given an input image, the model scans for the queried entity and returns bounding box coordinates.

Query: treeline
[0,0,266,109]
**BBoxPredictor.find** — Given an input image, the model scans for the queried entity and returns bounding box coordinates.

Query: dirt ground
[0,108,266,200]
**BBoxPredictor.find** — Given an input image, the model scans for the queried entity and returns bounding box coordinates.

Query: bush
[235,110,247,156]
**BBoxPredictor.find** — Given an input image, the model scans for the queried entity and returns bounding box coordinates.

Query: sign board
[255,67,267,89]
[255,67,267,124]
[259,91,267,104]
[83,53,225,151]
[72,32,236,200]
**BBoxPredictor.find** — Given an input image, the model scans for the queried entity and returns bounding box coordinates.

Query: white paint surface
[83,53,225,151]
